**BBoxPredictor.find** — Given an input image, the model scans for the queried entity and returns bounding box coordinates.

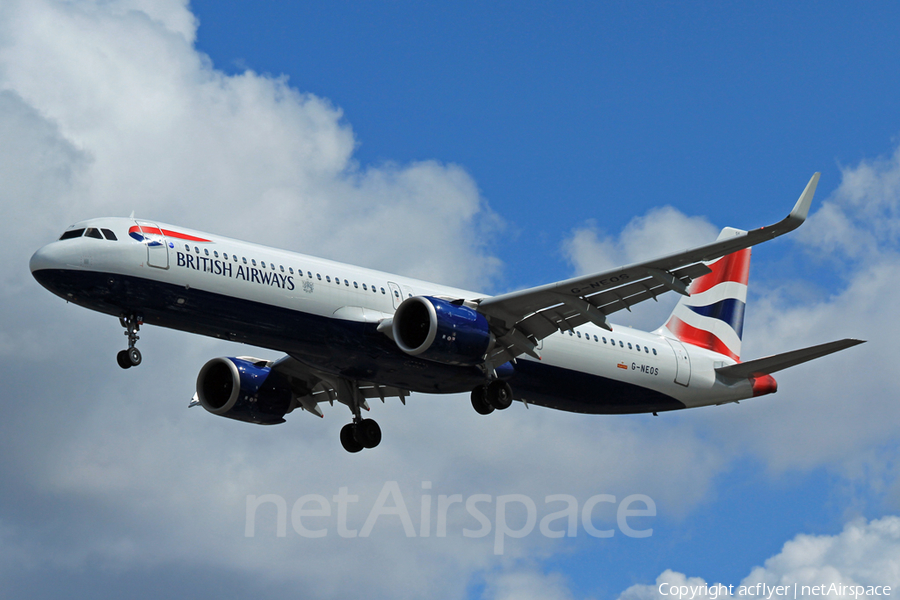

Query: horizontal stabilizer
[716,338,865,379]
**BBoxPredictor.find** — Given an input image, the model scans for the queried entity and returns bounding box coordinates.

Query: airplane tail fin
[659,227,750,361]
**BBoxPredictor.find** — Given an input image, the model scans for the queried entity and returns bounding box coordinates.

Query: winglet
[784,172,820,230]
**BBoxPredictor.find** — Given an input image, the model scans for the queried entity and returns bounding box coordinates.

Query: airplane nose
[30,241,75,279]
[30,243,58,274]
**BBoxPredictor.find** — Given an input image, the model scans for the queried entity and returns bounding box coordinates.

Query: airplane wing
[475,173,821,367]
[269,355,410,418]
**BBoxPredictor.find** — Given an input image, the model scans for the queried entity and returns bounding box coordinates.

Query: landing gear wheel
[356,419,382,449]
[128,347,142,367]
[116,350,132,369]
[487,380,513,410]
[118,314,143,369]
[471,386,494,415]
[340,423,364,453]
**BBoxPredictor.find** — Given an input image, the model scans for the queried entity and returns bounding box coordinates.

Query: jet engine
[392,296,492,366]
[195,357,292,425]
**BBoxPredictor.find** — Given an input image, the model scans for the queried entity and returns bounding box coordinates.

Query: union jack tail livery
[661,227,750,362]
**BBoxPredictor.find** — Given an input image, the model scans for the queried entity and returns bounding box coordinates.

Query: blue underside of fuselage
[32,268,686,415]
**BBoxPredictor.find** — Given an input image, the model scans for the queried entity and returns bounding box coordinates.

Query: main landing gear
[470,380,513,415]
[116,314,143,369]
[340,419,382,453]
[337,378,382,453]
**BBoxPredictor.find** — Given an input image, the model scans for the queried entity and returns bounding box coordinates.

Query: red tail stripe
[666,316,739,361]
[689,248,751,295]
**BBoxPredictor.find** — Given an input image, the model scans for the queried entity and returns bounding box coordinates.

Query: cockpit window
[102,229,117,240]
[84,228,103,239]
[59,228,85,240]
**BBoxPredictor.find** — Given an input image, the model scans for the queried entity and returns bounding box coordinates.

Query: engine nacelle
[196,357,292,425]
[392,296,492,366]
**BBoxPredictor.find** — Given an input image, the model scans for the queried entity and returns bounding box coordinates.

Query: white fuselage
[31,217,758,414]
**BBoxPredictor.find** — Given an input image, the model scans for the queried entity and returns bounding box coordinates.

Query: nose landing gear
[116,314,143,369]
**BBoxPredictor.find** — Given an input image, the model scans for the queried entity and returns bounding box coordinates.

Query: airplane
[30,173,863,452]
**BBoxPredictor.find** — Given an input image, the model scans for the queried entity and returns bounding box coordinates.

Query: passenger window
[252,259,257,266]
[213,251,219,258]
[652,348,657,355]
[326,276,331,283]
[223,252,228,260]
[594,335,598,342]
[568,331,573,336]
[242,257,247,264]
[308,271,312,278]
[353,282,358,288]
[362,284,367,291]
[289,267,293,274]
[101,229,117,240]
[381,287,386,294]
[645,346,649,353]
[185,244,190,252]
[345,279,349,286]
[280,265,284,272]
[628,343,633,350]
[59,229,84,240]
[317,274,322,280]
[619,341,624,348]
[204,248,209,256]
[195,247,200,254]
[260,261,265,268]
[373,286,377,293]
[602,337,607,344]
[576,332,581,338]
[394,290,400,298]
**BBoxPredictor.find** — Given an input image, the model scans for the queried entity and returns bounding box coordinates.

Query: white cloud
[4,0,900,598]
[799,146,900,260]
[619,516,900,600]
[620,569,731,600]
[0,0,500,291]
[563,206,720,275]
[482,568,575,600]
[0,1,726,598]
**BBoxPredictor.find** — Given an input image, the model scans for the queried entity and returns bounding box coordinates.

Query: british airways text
[176,251,295,290]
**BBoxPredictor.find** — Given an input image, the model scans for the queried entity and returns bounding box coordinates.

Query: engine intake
[196,357,292,425]
[392,296,491,366]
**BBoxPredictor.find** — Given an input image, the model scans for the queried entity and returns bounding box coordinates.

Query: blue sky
[191,1,900,289]
[3,2,900,599]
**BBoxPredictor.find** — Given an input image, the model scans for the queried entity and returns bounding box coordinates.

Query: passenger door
[135,221,169,269]
[665,338,692,386]
[387,281,403,309]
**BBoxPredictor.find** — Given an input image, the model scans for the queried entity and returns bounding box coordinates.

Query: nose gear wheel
[117,314,143,369]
